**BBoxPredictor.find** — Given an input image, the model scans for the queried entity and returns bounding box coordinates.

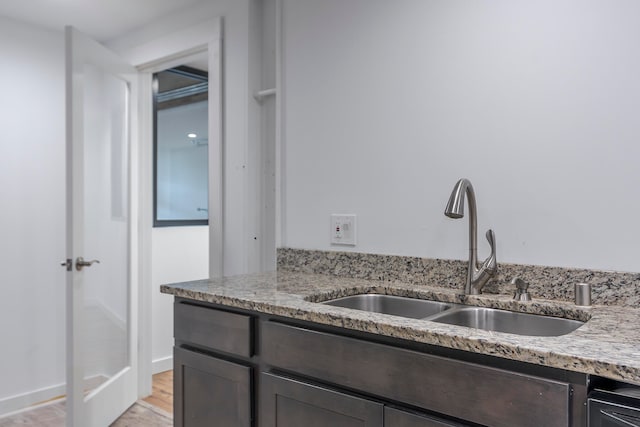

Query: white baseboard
[0,359,172,417]
[152,356,173,374]
[0,374,109,418]
[0,382,65,418]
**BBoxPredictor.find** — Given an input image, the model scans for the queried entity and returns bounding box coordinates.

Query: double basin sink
[322,294,584,337]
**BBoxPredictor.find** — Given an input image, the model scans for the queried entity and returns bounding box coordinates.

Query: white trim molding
[152,357,174,375]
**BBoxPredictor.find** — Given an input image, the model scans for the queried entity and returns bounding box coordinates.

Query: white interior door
[64,26,138,427]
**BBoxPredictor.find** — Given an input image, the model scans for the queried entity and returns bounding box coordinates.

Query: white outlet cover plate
[330,214,356,246]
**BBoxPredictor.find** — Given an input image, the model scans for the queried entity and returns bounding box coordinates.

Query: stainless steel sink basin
[323,294,452,319]
[429,307,584,337]
[321,293,585,336]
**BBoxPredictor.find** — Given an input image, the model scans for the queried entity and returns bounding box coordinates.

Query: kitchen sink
[428,306,584,336]
[322,294,452,319]
[321,294,585,336]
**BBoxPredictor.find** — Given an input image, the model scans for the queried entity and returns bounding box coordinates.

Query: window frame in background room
[153,65,209,227]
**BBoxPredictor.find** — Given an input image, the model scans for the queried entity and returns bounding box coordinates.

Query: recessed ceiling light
[187,133,197,138]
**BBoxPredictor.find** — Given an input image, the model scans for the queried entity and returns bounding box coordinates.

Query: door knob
[76,257,100,271]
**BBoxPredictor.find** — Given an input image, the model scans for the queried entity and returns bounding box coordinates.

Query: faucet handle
[482,229,497,272]
[486,229,495,249]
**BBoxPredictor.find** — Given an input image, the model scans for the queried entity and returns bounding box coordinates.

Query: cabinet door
[261,372,383,427]
[174,346,251,427]
[385,407,469,427]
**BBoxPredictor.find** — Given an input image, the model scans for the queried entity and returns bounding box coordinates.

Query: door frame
[116,17,223,396]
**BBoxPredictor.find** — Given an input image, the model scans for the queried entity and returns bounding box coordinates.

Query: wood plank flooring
[143,370,174,414]
[0,401,171,427]
[0,370,174,426]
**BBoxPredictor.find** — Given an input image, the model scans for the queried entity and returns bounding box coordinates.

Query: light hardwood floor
[0,371,174,426]
[143,370,174,414]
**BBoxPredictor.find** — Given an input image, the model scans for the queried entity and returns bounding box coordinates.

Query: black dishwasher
[589,384,640,426]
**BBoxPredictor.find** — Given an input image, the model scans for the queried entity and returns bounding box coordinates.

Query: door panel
[81,62,129,393]
[65,26,138,427]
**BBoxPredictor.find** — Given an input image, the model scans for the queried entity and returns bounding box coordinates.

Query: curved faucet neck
[461,181,478,294]
[444,178,496,295]
[444,178,478,259]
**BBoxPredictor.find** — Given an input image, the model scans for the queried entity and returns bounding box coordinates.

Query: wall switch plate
[330,214,356,246]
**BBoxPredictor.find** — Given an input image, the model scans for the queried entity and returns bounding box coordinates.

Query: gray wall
[281,0,640,272]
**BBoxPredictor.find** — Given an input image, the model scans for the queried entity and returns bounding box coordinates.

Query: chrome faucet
[444,178,497,295]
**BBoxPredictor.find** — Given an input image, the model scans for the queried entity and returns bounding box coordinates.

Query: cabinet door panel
[385,407,469,427]
[174,346,251,427]
[261,372,383,427]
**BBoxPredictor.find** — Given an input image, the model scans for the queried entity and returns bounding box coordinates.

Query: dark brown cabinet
[384,407,469,427]
[260,372,468,427]
[174,301,253,357]
[174,346,252,427]
[261,321,571,427]
[261,372,383,427]
[173,301,254,427]
[172,298,588,427]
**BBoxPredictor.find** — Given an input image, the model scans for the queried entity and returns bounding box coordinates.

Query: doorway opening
[147,53,210,404]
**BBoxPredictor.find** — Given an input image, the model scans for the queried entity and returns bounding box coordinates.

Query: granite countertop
[161,270,640,385]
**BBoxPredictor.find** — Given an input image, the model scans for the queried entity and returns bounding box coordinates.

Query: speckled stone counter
[278,248,640,306]
[161,270,640,386]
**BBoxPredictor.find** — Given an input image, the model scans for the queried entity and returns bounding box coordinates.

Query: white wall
[260,0,278,270]
[107,0,265,373]
[281,0,640,273]
[151,227,208,372]
[108,0,267,276]
[0,0,265,413]
[0,16,66,413]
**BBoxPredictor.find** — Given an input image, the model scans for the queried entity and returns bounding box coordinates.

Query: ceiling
[0,0,204,41]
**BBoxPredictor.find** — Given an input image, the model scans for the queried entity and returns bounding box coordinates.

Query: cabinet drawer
[262,321,570,427]
[174,302,252,357]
